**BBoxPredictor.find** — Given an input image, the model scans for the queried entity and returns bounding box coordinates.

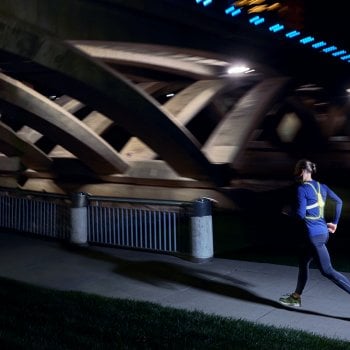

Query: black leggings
[295,233,350,295]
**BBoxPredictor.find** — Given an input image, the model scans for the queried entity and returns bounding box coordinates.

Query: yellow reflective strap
[304,182,324,219]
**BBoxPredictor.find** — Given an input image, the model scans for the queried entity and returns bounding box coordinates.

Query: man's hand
[327,222,337,233]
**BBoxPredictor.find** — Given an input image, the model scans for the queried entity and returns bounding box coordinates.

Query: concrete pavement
[0,231,349,343]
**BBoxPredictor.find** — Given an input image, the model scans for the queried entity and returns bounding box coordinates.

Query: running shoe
[279,294,301,307]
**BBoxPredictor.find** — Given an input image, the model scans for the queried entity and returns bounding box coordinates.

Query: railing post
[70,192,88,245]
[190,197,214,262]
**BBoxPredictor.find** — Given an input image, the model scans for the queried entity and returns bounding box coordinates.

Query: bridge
[0,0,349,208]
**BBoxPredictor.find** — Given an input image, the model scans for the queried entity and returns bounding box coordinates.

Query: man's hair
[294,159,316,177]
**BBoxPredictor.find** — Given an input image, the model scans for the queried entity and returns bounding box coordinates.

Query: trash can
[70,192,88,245]
[190,197,213,262]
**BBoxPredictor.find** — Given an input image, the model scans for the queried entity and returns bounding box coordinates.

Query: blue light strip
[231,8,241,17]
[225,5,241,17]
[249,16,259,23]
[285,30,300,38]
[195,0,213,5]
[269,24,284,33]
[323,45,337,53]
[194,0,350,64]
[300,36,314,44]
[333,50,346,57]
[249,16,265,25]
[341,54,350,60]
[312,41,327,49]
[225,6,235,14]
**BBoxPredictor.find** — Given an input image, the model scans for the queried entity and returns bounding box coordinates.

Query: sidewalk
[0,231,349,342]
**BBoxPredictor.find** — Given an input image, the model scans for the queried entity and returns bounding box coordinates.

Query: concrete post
[190,197,213,262]
[70,192,88,245]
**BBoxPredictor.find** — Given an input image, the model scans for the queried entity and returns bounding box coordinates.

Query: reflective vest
[304,182,325,219]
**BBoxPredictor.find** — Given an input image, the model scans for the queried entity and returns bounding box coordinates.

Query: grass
[0,277,349,349]
[1,204,350,349]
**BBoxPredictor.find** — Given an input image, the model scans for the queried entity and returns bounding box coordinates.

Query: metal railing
[0,189,70,239]
[87,195,188,253]
[0,188,190,254]
[88,203,179,252]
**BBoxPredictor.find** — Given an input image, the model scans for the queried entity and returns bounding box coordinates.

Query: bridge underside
[0,0,349,208]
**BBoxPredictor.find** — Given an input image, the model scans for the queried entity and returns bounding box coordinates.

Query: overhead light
[227,65,251,74]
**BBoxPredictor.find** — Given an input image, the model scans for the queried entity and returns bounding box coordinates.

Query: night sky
[303,1,349,49]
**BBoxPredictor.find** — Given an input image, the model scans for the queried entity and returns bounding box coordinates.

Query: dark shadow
[217,184,303,253]
[61,242,350,322]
